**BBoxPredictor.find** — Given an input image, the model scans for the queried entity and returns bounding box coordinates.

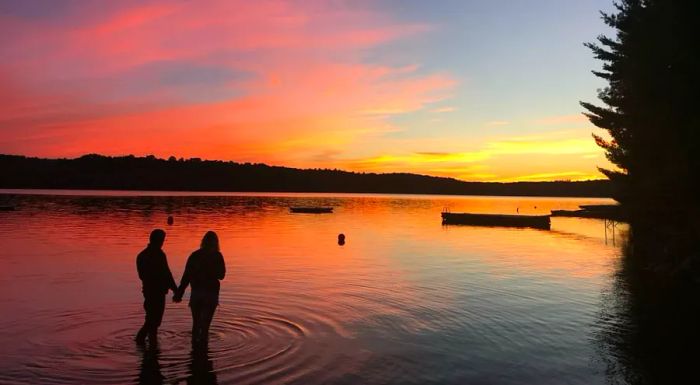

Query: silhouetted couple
[135,229,226,346]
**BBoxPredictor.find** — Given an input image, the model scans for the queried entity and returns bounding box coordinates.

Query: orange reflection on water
[0,191,623,384]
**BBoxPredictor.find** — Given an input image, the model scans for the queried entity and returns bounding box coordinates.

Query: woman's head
[200,231,220,252]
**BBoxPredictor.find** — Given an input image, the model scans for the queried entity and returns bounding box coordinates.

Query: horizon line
[0,152,609,184]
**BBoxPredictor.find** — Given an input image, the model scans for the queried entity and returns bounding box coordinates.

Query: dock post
[604,219,618,246]
[605,219,607,244]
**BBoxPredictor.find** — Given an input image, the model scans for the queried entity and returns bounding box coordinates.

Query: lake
[0,190,630,384]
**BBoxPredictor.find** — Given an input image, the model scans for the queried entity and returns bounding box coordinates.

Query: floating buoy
[338,233,345,246]
[167,216,174,225]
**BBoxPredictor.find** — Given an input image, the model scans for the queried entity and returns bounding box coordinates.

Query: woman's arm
[174,254,193,300]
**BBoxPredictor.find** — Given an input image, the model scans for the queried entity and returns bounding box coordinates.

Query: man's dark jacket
[136,244,177,297]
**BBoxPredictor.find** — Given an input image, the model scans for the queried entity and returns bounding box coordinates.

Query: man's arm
[174,255,192,300]
[162,251,178,293]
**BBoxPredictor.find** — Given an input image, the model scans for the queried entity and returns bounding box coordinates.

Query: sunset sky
[0,0,615,181]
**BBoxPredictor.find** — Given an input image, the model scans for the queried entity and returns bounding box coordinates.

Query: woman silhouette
[174,231,226,345]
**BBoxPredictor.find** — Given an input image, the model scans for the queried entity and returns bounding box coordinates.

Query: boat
[441,212,551,229]
[290,207,333,214]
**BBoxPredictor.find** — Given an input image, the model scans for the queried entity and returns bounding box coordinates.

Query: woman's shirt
[178,249,226,302]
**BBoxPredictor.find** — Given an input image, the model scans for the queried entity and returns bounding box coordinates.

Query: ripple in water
[0,296,353,385]
[0,194,625,385]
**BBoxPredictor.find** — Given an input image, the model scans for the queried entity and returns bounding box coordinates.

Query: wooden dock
[441,212,551,230]
[550,204,625,221]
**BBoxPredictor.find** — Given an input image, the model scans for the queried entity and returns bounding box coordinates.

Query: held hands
[172,287,183,303]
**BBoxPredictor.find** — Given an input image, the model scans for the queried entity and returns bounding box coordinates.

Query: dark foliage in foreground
[582,0,700,267]
[0,154,612,197]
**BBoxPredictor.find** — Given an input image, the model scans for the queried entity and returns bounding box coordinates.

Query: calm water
[0,190,630,384]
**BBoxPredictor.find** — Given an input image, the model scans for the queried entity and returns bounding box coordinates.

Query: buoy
[338,233,345,246]
[167,216,174,225]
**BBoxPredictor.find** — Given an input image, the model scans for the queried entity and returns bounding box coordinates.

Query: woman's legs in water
[190,302,202,343]
[200,303,217,340]
[190,301,216,344]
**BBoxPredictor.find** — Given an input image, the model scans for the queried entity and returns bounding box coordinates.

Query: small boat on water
[441,212,551,230]
[290,207,333,214]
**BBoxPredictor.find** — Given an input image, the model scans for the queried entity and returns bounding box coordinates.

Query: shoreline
[0,188,616,200]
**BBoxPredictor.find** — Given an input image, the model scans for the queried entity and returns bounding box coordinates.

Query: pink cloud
[0,1,452,163]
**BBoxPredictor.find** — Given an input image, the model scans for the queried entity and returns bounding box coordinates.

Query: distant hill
[0,154,613,197]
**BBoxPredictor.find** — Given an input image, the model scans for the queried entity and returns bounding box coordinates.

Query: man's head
[149,229,166,248]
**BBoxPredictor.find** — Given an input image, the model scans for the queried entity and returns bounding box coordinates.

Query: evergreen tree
[582,0,700,268]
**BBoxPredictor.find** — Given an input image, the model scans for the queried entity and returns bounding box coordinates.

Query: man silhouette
[136,229,178,344]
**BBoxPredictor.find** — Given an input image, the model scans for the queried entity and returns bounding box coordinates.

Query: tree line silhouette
[582,0,699,271]
[0,154,612,197]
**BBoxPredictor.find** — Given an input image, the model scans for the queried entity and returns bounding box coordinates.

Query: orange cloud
[331,132,609,181]
[430,106,456,113]
[0,2,611,183]
[503,171,600,182]
[485,137,600,155]
[0,1,453,164]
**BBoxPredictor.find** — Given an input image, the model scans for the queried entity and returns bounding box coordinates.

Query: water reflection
[138,345,164,385]
[137,343,219,385]
[188,345,218,385]
[599,234,700,385]
[0,191,625,384]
